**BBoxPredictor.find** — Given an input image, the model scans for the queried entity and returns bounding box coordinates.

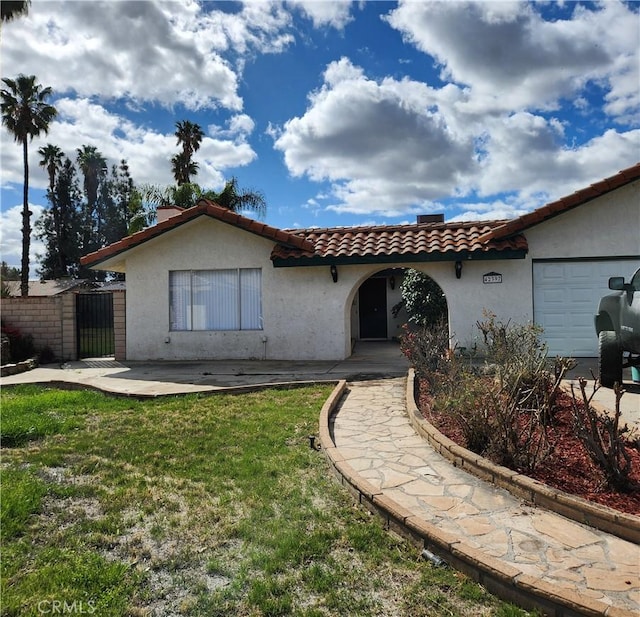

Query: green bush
[404,312,576,473]
[1,322,36,364]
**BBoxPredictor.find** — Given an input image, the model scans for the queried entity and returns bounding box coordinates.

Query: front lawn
[1,385,534,616]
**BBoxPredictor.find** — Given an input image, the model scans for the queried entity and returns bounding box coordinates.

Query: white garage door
[533,259,640,357]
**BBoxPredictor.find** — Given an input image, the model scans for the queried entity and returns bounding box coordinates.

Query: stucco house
[81,163,640,362]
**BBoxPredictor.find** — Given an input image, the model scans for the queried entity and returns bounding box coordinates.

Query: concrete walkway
[329,378,639,617]
[0,341,409,395]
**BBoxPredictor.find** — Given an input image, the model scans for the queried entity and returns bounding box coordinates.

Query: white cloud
[1,0,637,237]
[0,0,302,112]
[477,118,640,199]
[286,0,354,29]
[0,98,258,192]
[0,203,45,275]
[271,2,640,219]
[385,0,639,120]
[274,57,476,215]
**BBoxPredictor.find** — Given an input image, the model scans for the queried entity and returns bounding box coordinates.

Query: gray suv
[594,267,640,387]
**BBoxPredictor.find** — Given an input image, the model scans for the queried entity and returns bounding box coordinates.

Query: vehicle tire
[599,330,622,388]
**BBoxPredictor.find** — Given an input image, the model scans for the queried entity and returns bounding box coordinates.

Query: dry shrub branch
[570,379,639,493]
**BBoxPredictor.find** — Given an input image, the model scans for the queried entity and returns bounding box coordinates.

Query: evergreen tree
[37,150,140,280]
[36,157,82,279]
[104,159,135,245]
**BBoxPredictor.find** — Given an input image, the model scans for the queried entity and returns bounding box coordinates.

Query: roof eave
[81,202,315,270]
[272,248,528,268]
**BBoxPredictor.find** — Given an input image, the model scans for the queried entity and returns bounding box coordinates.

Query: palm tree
[173,120,203,185]
[76,145,107,250]
[175,120,203,157]
[204,177,266,218]
[38,143,64,193]
[171,151,199,186]
[140,177,266,219]
[1,74,57,296]
[77,145,107,208]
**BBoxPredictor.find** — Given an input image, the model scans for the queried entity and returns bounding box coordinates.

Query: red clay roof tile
[270,220,527,265]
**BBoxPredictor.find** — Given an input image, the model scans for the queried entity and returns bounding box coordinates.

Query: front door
[359,278,388,339]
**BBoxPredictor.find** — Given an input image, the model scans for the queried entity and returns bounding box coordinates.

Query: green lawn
[77,326,115,357]
[1,385,536,616]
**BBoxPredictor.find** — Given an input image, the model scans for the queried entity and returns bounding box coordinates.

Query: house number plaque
[483,272,502,284]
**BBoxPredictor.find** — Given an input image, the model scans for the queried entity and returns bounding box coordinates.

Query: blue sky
[1,0,639,275]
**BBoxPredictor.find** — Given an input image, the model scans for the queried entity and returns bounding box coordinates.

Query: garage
[533,259,640,357]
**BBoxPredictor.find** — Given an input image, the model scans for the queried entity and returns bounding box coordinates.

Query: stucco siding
[338,260,532,355]
[122,219,533,361]
[408,260,532,352]
[525,180,639,259]
[118,178,638,361]
[124,217,351,361]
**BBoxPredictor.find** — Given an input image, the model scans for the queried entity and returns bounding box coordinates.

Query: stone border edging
[405,369,640,545]
[319,378,636,617]
[1,358,38,377]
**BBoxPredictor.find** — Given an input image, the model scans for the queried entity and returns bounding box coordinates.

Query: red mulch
[416,378,640,516]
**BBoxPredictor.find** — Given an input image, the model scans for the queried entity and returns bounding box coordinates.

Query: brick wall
[2,290,126,362]
[1,295,70,360]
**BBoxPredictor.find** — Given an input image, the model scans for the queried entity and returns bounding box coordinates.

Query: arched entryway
[350,268,448,342]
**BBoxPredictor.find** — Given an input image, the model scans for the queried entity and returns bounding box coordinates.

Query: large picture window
[169,269,262,331]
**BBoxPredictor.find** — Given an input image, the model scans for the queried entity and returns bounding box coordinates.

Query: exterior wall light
[389,276,396,290]
[455,260,463,279]
[330,264,338,283]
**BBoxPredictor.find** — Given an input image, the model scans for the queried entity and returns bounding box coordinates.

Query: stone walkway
[330,378,639,616]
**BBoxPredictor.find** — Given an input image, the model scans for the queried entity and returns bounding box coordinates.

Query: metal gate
[76,293,115,358]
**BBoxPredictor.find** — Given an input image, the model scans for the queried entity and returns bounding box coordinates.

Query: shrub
[399,319,453,391]
[570,379,638,493]
[1,322,36,364]
[405,311,577,473]
[37,345,56,364]
[393,269,448,328]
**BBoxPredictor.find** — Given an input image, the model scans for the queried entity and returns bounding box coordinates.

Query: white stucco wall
[525,180,639,260]
[123,217,356,361]
[339,260,532,353]
[115,180,638,361]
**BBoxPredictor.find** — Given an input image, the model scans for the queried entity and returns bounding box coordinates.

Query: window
[169,269,262,331]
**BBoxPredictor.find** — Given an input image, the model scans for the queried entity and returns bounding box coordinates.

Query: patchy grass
[1,385,537,616]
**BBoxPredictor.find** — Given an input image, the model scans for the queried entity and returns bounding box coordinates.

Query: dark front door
[359,278,388,339]
[76,293,115,358]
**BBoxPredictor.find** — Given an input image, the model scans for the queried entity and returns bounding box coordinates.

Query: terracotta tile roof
[271,221,528,266]
[81,200,315,268]
[477,162,640,243]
